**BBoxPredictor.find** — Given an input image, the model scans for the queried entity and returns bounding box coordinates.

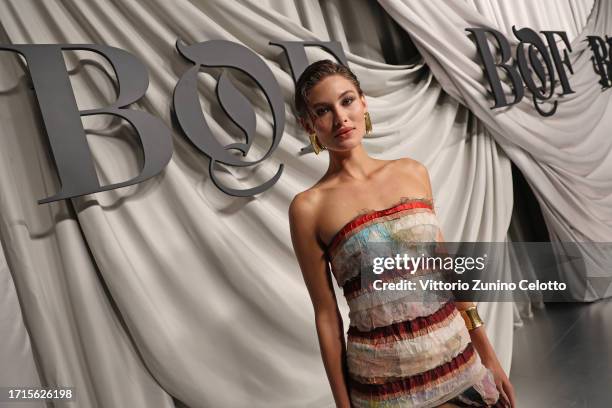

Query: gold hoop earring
[309,132,326,155]
[364,111,373,136]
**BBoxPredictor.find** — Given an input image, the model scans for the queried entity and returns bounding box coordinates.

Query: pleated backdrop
[0,1,604,407]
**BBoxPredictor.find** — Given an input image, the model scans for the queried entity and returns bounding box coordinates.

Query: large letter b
[0,44,173,204]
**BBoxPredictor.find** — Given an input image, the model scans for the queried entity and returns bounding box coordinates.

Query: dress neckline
[324,196,434,253]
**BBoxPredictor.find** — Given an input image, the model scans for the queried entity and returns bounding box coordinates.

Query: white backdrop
[381,0,612,301]
[0,1,602,407]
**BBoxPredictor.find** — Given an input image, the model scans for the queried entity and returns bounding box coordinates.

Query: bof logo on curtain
[0,40,347,203]
[467,26,612,116]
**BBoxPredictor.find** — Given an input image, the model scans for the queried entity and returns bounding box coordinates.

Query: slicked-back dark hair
[294,59,363,121]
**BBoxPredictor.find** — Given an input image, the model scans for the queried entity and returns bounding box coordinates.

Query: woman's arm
[463,321,515,407]
[436,226,515,407]
[418,163,516,408]
[289,193,352,408]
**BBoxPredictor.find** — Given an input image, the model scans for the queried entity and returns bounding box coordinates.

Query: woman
[288,60,515,408]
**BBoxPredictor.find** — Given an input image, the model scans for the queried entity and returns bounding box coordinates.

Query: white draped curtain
[380,0,611,302]
[0,1,600,407]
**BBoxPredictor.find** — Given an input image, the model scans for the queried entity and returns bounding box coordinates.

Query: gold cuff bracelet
[460,306,484,331]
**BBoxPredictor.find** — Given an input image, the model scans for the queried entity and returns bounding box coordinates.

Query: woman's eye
[316,108,329,116]
[343,97,354,105]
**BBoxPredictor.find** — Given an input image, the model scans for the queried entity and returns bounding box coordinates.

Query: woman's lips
[335,128,354,138]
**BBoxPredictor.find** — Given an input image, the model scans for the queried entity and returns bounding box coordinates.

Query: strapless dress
[324,197,500,408]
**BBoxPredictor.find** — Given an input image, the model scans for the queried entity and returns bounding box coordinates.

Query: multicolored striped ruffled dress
[325,197,500,408]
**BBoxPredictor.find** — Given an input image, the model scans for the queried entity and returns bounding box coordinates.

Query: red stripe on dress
[327,200,433,254]
[348,342,476,397]
[347,300,456,340]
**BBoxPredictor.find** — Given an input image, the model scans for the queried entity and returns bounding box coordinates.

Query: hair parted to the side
[294,59,363,121]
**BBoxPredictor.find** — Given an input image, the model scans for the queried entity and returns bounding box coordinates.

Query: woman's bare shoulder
[289,189,318,215]
[288,186,327,227]
[394,157,429,174]
[288,174,338,218]
[393,157,434,198]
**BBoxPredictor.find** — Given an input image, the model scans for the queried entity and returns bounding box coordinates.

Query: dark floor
[510,298,612,408]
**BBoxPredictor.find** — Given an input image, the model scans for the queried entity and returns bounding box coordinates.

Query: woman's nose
[333,108,348,127]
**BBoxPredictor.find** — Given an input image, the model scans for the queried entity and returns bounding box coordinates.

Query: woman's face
[302,74,367,152]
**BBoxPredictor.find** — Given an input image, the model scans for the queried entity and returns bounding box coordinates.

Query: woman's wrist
[468,325,496,362]
[456,303,497,364]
